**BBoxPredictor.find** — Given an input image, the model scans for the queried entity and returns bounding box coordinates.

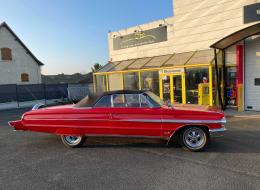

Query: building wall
[244,35,260,110]
[108,17,174,62]
[173,0,260,52]
[109,0,260,62]
[0,26,42,85]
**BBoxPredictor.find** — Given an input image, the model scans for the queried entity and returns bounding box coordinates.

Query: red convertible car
[9,90,226,151]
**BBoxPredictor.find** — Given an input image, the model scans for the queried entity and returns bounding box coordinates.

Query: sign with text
[113,26,167,50]
[244,3,260,24]
[159,68,184,75]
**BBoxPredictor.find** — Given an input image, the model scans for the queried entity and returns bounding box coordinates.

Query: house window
[1,48,12,60]
[21,73,29,82]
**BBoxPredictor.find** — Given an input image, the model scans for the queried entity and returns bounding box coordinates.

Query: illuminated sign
[113,26,167,50]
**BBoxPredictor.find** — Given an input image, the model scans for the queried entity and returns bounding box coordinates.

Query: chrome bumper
[209,126,227,137]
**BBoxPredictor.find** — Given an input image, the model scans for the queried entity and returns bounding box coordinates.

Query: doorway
[160,74,186,104]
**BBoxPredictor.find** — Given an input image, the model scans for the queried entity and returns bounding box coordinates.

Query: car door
[160,107,182,138]
[110,93,162,137]
[76,94,112,135]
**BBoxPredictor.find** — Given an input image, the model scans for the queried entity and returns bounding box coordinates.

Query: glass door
[173,75,182,104]
[160,74,185,104]
[161,75,171,103]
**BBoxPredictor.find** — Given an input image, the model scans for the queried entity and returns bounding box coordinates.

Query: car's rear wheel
[180,126,208,152]
[61,135,86,148]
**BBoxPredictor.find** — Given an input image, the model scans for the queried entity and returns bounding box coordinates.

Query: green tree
[91,63,103,72]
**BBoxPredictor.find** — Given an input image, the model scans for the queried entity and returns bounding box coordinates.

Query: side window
[125,94,140,108]
[140,95,150,108]
[94,95,111,108]
[112,94,126,107]
[142,94,161,108]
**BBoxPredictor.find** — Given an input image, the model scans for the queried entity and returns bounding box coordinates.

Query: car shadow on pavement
[11,129,260,154]
[81,129,260,154]
[84,137,168,149]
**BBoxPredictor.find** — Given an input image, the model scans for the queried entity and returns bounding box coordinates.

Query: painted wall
[0,26,42,85]
[108,17,174,62]
[109,0,260,62]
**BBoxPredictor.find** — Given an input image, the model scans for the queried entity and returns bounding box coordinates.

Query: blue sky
[0,0,172,74]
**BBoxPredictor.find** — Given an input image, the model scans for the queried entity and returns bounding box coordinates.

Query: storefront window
[123,72,139,90]
[185,67,209,104]
[108,73,123,91]
[95,75,107,93]
[141,71,159,95]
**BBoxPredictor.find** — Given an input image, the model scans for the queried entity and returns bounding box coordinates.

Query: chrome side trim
[162,119,225,124]
[120,119,226,124]
[124,119,161,123]
[209,127,227,133]
[209,127,227,137]
[25,118,226,124]
[26,118,108,121]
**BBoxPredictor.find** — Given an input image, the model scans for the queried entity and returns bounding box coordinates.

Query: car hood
[173,104,222,112]
[168,104,225,121]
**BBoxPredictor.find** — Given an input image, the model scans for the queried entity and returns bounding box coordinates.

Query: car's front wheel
[180,126,209,152]
[61,135,86,148]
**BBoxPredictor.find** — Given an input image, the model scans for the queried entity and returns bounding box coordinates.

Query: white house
[0,22,43,85]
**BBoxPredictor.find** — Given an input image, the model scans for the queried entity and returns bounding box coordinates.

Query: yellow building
[94,0,260,111]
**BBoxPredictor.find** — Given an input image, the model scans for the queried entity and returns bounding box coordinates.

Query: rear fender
[8,120,27,131]
[55,128,84,136]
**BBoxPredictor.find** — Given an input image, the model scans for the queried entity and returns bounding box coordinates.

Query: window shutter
[21,73,29,82]
[1,48,12,60]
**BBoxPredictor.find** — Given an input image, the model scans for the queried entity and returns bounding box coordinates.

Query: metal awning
[186,49,214,65]
[96,49,215,73]
[210,23,260,49]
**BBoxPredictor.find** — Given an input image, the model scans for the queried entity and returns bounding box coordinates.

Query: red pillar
[236,45,244,111]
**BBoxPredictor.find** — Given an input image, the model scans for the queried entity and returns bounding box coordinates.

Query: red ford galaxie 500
[9,90,226,151]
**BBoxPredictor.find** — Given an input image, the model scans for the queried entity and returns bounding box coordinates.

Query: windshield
[144,91,170,107]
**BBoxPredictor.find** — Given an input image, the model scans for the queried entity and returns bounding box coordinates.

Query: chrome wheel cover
[63,135,82,145]
[183,127,206,149]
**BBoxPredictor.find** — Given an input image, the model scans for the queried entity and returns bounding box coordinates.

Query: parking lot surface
[1,108,260,190]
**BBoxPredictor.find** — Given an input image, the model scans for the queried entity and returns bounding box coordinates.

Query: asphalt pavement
[0,108,260,190]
